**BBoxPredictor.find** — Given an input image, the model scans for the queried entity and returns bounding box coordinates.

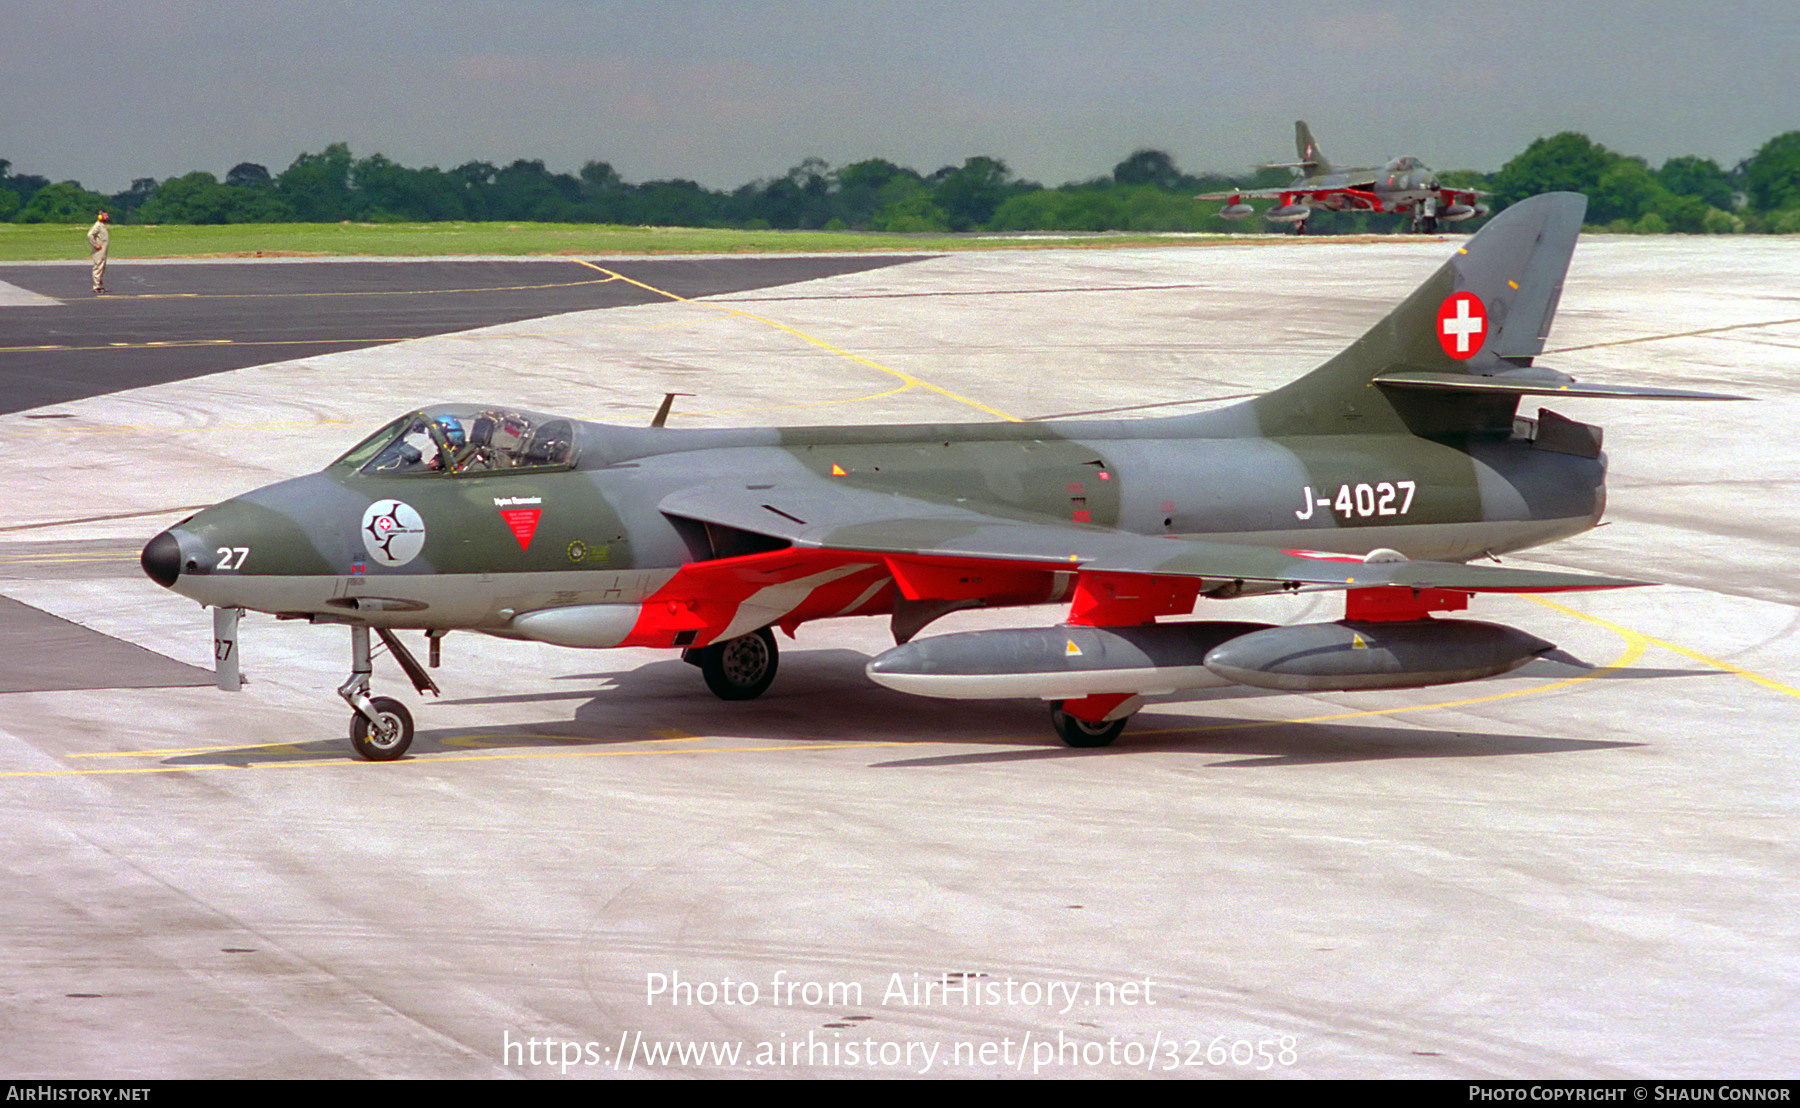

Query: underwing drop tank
[866,622,1271,700]
[1200,619,1555,692]
[866,619,1554,700]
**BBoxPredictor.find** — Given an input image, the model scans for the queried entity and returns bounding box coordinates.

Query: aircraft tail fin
[1295,121,1330,175]
[1251,192,1592,438]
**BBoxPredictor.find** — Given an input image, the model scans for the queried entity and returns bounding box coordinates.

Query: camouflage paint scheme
[1199,120,1488,232]
[141,193,1734,755]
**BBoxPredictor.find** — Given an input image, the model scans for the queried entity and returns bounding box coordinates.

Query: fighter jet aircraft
[141,192,1735,760]
[1199,121,1488,233]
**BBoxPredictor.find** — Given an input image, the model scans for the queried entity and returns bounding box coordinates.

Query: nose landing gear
[339,624,439,761]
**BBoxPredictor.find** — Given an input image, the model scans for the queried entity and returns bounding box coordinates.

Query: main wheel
[350,696,414,761]
[699,627,779,701]
[1049,702,1127,748]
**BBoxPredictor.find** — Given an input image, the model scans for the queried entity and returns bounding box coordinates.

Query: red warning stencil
[499,508,542,551]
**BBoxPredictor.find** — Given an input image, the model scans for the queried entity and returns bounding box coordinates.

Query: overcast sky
[8,0,1797,194]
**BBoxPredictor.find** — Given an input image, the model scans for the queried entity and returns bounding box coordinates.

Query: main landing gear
[1411,197,1441,234]
[1047,696,1137,748]
[688,626,780,701]
[340,624,439,761]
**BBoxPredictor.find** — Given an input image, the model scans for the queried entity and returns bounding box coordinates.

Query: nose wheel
[350,696,414,761]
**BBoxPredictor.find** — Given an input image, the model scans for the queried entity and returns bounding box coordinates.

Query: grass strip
[0,221,1238,261]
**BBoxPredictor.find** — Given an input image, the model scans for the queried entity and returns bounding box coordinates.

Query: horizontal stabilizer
[1374,370,1749,401]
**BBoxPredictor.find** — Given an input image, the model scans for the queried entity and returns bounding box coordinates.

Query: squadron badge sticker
[361,499,427,566]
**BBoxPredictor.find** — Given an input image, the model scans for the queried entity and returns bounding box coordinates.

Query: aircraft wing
[658,480,1645,594]
[1198,186,1386,213]
[1196,186,1315,201]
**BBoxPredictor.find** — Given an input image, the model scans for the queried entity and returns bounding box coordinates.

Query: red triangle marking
[499,508,542,551]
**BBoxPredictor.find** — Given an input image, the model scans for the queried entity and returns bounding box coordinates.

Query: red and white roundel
[1436,291,1488,360]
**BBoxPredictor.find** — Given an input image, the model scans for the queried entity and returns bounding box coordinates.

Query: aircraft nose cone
[141,530,182,588]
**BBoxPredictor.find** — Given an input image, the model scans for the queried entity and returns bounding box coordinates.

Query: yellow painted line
[1529,595,1800,700]
[1130,618,1647,737]
[573,260,1020,422]
[70,727,697,759]
[67,726,810,762]
[14,734,920,777]
[509,302,919,415]
[67,739,329,758]
[0,764,257,778]
[1135,592,1799,738]
[683,382,916,418]
[274,739,918,768]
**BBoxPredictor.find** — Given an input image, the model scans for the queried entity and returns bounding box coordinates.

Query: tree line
[3,131,1798,234]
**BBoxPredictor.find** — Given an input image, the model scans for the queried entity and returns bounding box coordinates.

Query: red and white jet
[1200,121,1488,233]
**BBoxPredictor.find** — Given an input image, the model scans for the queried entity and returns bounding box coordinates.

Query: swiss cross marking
[1436,291,1487,359]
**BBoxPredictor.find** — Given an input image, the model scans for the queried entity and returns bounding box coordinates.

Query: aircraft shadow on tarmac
[155,647,1687,768]
[869,722,1644,770]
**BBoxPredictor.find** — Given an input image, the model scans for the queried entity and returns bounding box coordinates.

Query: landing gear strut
[339,624,438,761]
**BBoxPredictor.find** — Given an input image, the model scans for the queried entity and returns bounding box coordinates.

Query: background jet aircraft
[141,193,1736,760]
[1200,120,1488,233]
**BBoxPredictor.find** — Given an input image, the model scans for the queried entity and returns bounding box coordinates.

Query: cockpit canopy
[332,405,580,477]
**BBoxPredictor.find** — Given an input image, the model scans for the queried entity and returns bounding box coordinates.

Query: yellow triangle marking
[1351,633,1367,649]
[830,463,847,476]
[1066,639,1082,656]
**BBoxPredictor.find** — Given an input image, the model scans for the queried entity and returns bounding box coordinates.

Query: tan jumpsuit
[86,219,109,291]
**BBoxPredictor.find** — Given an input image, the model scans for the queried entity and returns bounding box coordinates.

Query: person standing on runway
[86,210,109,293]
